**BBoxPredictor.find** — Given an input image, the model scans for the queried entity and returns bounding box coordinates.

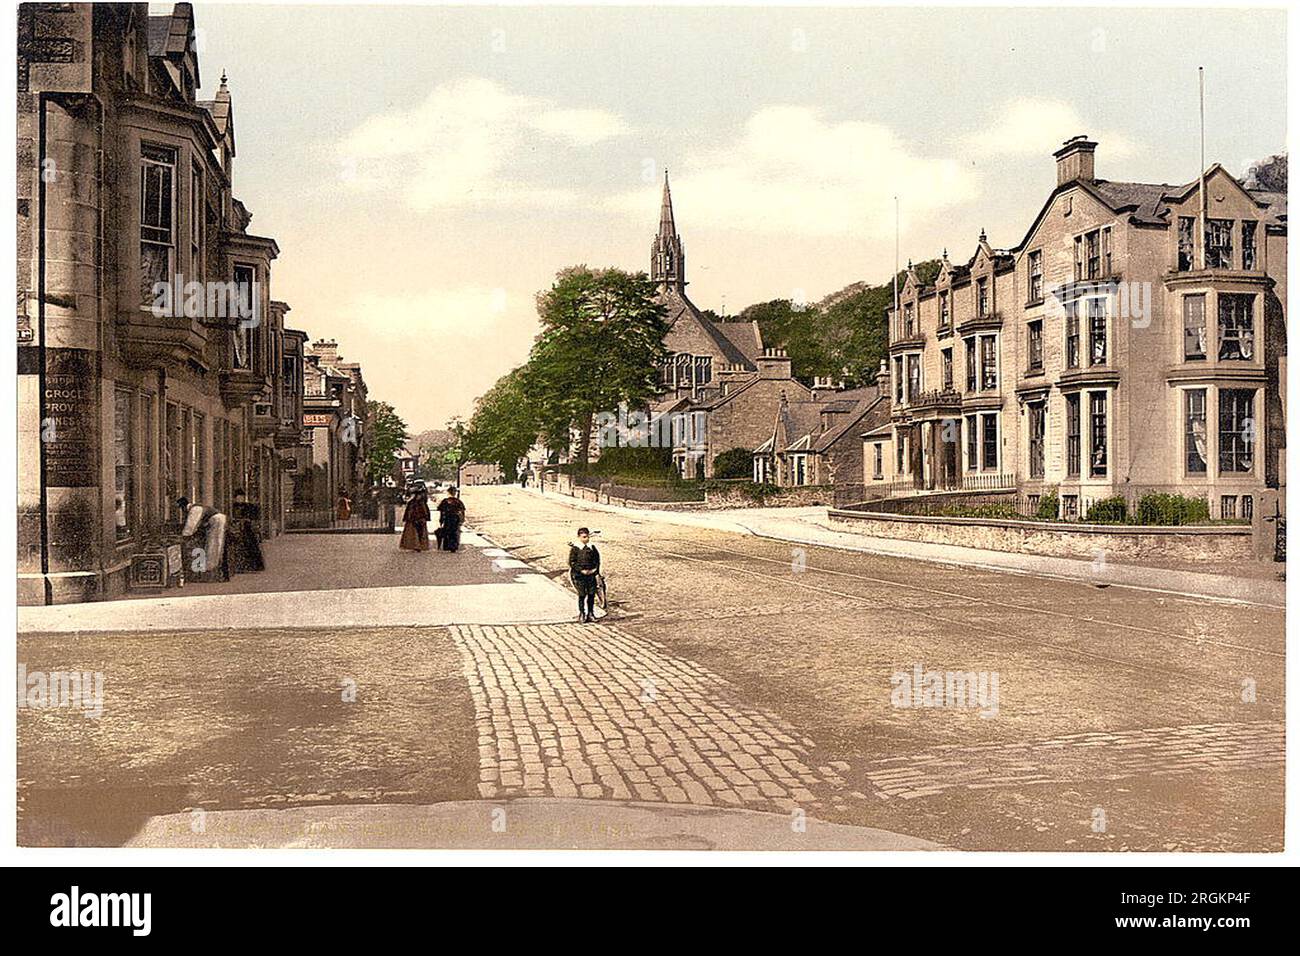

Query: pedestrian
[336,488,352,521]
[399,487,431,552]
[229,488,265,573]
[568,526,601,623]
[437,486,466,552]
[177,496,232,582]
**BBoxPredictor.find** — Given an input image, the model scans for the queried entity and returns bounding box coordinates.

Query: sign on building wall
[302,413,332,427]
[43,348,99,487]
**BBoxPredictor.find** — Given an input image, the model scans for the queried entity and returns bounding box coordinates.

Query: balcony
[905,388,963,413]
[889,330,926,352]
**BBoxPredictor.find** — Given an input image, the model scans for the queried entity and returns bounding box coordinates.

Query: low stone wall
[703,483,835,509]
[825,508,1255,565]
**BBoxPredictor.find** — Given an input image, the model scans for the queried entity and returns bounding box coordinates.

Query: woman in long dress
[229,489,265,573]
[437,487,466,552]
[399,489,431,552]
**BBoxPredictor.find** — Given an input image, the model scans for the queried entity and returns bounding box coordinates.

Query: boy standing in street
[568,527,601,623]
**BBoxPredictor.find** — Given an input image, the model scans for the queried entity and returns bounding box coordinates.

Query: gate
[286,499,395,534]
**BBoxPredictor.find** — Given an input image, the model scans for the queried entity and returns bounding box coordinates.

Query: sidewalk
[523,487,1285,607]
[18,528,575,634]
[124,798,942,850]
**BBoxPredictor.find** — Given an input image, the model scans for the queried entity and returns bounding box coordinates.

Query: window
[1027,251,1043,303]
[1065,301,1080,369]
[694,355,712,385]
[165,401,180,506]
[1073,235,1083,281]
[1062,494,1079,519]
[1206,218,1233,269]
[1217,294,1255,360]
[981,413,998,470]
[906,353,921,400]
[965,415,978,472]
[232,265,256,369]
[1089,392,1108,477]
[140,144,177,305]
[893,356,904,403]
[1085,229,1101,279]
[1027,320,1043,371]
[1242,495,1254,521]
[939,292,950,328]
[873,443,883,479]
[1183,294,1206,359]
[791,454,808,486]
[1185,389,1207,475]
[964,338,976,391]
[181,407,194,502]
[113,390,134,540]
[1101,227,1112,276]
[1065,394,1081,476]
[1220,496,1237,520]
[1177,216,1196,271]
[896,432,906,474]
[903,302,914,337]
[194,412,206,501]
[190,162,203,277]
[1242,220,1258,270]
[976,278,989,316]
[1219,389,1256,473]
[980,335,997,390]
[141,393,155,529]
[1028,401,1045,479]
[941,348,953,390]
[1087,297,1106,365]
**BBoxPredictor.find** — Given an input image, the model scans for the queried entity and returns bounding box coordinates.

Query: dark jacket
[569,543,600,577]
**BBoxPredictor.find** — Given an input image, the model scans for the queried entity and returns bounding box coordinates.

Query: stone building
[880,136,1287,525]
[753,386,888,498]
[17,3,307,603]
[298,340,370,509]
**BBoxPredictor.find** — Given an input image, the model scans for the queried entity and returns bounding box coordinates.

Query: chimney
[757,347,792,380]
[1054,135,1097,186]
[309,339,340,365]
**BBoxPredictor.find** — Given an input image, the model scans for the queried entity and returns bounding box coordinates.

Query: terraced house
[17,3,308,602]
[875,136,1286,525]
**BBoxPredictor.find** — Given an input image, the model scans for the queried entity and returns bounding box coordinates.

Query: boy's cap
[577,527,590,536]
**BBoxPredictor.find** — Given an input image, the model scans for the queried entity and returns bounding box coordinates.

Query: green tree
[526,266,670,466]
[365,400,408,485]
[712,447,755,479]
[462,369,537,480]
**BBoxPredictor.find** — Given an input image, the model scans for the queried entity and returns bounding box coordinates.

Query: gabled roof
[814,391,887,452]
[661,288,761,369]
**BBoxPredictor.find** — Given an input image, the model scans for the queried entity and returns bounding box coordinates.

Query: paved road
[17,486,1284,850]
[461,486,1285,851]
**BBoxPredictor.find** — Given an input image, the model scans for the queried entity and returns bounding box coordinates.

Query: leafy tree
[526,266,670,466]
[1244,153,1287,192]
[364,400,408,485]
[712,447,755,479]
[462,369,537,480]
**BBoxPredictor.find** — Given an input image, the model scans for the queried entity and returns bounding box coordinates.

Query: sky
[181,2,1287,433]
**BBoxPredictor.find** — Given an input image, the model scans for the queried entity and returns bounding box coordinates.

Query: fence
[286,498,395,533]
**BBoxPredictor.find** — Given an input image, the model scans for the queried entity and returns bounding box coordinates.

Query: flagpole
[893,195,900,320]
[1198,67,1207,270]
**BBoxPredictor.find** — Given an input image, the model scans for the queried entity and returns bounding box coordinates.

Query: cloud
[609,106,978,238]
[337,77,631,210]
[962,98,1137,159]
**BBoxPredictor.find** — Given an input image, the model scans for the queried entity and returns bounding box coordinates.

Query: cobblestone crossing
[861,721,1286,800]
[451,623,839,812]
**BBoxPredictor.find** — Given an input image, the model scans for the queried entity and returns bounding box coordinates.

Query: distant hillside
[407,428,455,451]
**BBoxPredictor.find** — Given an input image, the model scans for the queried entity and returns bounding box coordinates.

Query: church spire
[651,169,685,292]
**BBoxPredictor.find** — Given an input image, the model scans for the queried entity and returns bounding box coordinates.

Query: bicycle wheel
[594,573,608,610]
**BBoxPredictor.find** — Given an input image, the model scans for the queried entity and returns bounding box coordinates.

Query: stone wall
[825,508,1255,565]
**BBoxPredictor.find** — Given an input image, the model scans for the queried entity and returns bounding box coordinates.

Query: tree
[364,400,408,485]
[1244,153,1287,192]
[526,266,670,466]
[462,368,537,480]
[712,447,755,479]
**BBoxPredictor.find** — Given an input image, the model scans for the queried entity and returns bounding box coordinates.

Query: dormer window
[903,302,914,337]
[976,277,989,317]
[1206,219,1233,269]
[939,291,950,328]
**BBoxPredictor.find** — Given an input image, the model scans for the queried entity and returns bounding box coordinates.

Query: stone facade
[880,136,1286,525]
[17,2,309,603]
[299,339,370,509]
